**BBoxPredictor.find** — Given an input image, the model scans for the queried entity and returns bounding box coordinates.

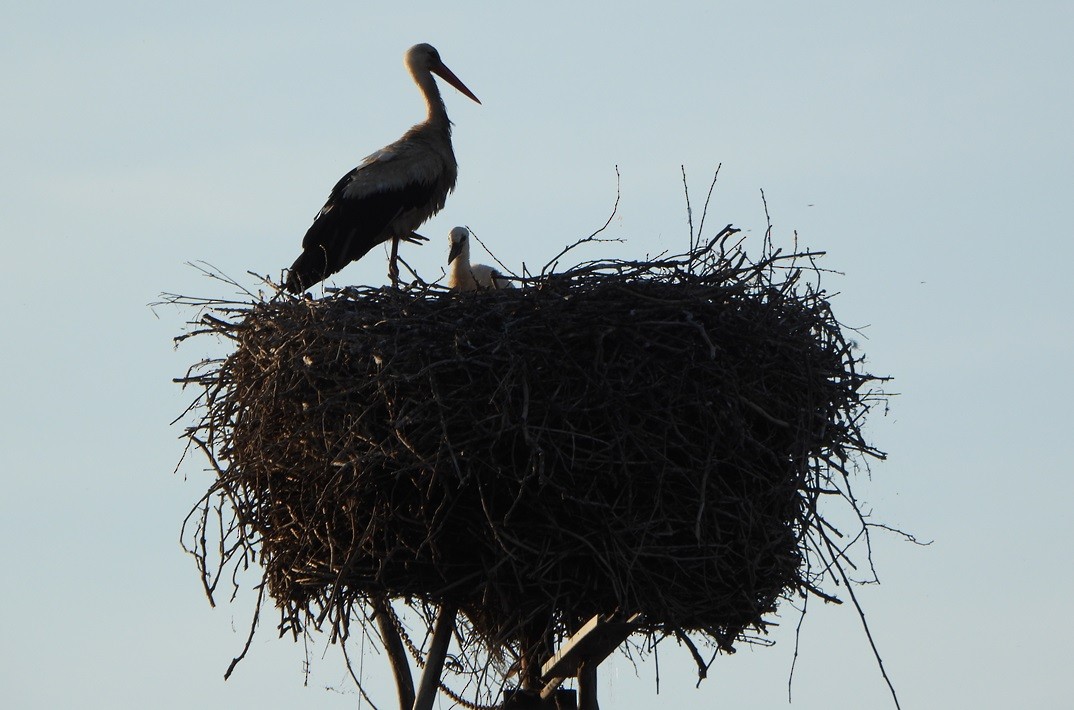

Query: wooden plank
[541,613,643,680]
[539,612,643,699]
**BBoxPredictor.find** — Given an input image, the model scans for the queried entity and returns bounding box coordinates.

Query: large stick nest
[173,225,887,694]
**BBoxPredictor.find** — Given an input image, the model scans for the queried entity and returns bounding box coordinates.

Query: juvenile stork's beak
[432,60,481,104]
[448,239,465,264]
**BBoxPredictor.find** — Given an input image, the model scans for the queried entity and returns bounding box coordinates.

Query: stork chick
[447,227,512,291]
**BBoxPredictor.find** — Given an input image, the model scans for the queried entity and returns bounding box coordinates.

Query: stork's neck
[450,239,471,278]
[413,68,451,132]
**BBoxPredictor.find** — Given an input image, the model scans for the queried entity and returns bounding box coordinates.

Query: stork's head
[405,43,440,70]
[406,43,481,104]
[447,226,469,264]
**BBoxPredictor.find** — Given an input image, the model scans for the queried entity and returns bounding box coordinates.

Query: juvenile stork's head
[447,226,470,265]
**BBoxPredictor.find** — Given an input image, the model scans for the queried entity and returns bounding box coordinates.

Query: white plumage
[447,227,512,291]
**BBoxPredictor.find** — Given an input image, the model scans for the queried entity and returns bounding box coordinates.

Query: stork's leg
[389,234,401,288]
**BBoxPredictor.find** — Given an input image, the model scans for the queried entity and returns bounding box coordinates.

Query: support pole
[412,604,457,710]
[576,660,598,710]
[372,596,415,710]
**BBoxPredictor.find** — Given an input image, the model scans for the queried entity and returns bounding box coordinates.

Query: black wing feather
[285,171,438,293]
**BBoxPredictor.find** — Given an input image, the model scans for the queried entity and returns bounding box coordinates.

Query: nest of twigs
[173,223,887,699]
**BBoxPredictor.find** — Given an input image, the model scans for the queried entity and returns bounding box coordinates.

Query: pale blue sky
[2,2,1072,708]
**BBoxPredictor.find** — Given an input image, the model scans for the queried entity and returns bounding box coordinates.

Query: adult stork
[447,226,512,291]
[284,43,480,293]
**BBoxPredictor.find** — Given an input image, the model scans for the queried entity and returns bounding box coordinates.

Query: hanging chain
[382,601,500,710]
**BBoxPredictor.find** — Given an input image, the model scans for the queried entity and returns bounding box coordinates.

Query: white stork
[447,226,512,291]
[285,43,480,293]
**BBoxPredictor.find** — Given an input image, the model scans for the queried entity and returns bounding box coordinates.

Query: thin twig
[696,164,722,244]
[540,166,622,275]
[223,583,265,680]
[681,165,694,254]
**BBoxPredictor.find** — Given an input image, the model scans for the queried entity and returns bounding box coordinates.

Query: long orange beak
[432,61,481,104]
